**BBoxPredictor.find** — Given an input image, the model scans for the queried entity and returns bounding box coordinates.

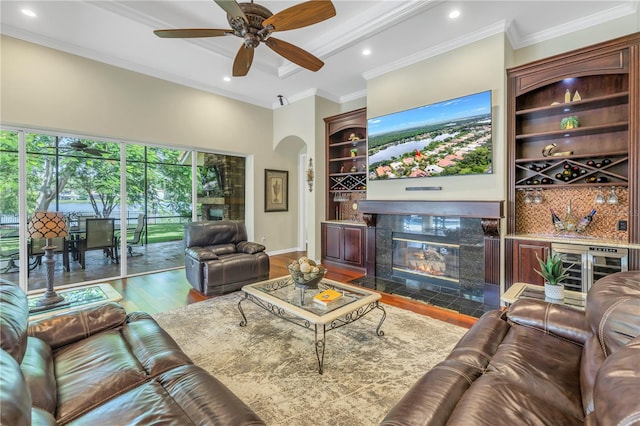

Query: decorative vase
[544,282,564,300]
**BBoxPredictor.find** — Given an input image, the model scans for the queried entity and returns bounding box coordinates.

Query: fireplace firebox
[392,233,460,288]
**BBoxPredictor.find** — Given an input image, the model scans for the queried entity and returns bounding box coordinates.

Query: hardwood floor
[111,251,477,329]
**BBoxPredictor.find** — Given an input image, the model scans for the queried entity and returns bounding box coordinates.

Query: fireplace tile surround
[355,200,504,318]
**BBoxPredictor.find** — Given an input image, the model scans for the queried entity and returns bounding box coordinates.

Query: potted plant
[534,252,570,300]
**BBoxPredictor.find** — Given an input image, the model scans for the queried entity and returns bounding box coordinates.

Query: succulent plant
[534,252,570,285]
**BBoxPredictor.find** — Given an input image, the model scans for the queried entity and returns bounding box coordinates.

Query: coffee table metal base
[238,293,386,374]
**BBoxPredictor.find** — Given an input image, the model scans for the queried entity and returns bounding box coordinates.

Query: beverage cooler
[551,243,628,293]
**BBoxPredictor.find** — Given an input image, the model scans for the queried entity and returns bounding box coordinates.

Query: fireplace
[357,200,503,314]
[392,233,460,287]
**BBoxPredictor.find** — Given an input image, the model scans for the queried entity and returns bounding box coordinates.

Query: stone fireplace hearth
[354,200,503,317]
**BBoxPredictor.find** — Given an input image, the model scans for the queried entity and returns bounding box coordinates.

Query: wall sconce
[306,158,314,192]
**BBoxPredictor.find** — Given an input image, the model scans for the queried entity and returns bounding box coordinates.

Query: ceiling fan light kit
[154,0,336,77]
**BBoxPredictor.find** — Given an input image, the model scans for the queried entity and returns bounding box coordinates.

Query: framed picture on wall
[265,169,288,212]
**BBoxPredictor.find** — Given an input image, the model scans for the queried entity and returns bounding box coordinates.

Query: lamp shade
[27,211,68,239]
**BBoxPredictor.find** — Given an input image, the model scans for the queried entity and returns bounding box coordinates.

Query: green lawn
[1,222,185,253]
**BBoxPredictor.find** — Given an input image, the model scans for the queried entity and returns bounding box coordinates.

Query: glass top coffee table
[239,276,386,374]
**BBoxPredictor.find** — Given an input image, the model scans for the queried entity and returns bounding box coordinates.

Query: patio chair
[27,237,70,276]
[1,248,19,273]
[127,214,146,257]
[78,218,117,269]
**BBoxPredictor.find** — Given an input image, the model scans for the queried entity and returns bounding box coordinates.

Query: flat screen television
[367,90,492,180]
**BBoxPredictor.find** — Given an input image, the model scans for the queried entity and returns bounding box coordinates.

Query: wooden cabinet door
[322,223,343,261]
[513,240,551,286]
[342,225,364,265]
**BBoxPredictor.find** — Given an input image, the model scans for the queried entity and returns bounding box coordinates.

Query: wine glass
[523,189,532,204]
[533,189,543,204]
[594,187,605,205]
[607,186,618,205]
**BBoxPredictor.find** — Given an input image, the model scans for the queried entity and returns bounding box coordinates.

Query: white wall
[366,34,507,202]
[0,35,299,252]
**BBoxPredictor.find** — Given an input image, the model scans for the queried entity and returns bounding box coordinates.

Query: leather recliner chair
[184,221,270,296]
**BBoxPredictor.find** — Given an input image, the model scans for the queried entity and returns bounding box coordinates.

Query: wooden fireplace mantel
[358,200,504,219]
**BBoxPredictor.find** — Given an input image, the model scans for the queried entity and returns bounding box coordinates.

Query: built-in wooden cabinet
[321,222,365,271]
[512,239,551,286]
[324,108,367,221]
[506,33,640,286]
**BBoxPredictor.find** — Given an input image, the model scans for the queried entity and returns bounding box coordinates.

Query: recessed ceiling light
[448,10,460,19]
[223,76,231,82]
[362,48,371,56]
[21,9,37,18]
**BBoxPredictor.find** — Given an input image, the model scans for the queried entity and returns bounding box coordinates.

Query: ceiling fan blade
[263,1,336,32]
[154,29,232,38]
[83,148,106,156]
[265,37,324,72]
[214,0,248,23]
[232,44,254,77]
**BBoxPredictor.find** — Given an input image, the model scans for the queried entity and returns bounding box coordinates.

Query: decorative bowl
[287,259,327,289]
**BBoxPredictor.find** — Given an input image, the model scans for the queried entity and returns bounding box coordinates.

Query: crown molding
[363,20,509,81]
[277,1,443,79]
[509,2,639,49]
[340,90,367,104]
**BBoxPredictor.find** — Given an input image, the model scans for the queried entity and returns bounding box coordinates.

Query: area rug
[152,292,467,425]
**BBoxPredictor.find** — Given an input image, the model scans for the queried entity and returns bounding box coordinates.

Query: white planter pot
[544,282,565,300]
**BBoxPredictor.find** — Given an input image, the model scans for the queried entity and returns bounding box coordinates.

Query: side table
[502,282,586,311]
[28,283,122,320]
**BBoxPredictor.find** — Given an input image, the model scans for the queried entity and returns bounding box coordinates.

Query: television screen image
[367,90,492,180]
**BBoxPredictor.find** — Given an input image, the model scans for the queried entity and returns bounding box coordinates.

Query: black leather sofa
[184,221,270,296]
[0,279,265,425]
[381,271,640,425]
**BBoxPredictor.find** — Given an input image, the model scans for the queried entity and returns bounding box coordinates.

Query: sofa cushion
[592,335,640,426]
[123,312,194,376]
[67,365,265,425]
[484,324,584,421]
[28,302,128,350]
[183,221,248,248]
[585,271,640,356]
[1,349,31,426]
[21,337,57,416]
[206,243,237,256]
[185,247,218,261]
[0,279,29,363]
[237,241,266,255]
[54,329,149,423]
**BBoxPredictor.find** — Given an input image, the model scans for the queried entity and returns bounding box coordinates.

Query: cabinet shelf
[515,121,628,142]
[329,155,366,162]
[515,92,628,118]
[515,150,628,163]
[329,139,366,147]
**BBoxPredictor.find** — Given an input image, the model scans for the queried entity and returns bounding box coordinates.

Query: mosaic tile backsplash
[515,186,629,241]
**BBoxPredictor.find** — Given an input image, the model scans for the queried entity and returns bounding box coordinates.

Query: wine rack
[515,151,628,188]
[329,173,366,192]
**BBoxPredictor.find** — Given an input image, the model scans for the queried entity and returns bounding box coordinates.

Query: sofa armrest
[507,298,589,346]
[27,302,127,350]
[237,241,265,254]
[185,247,219,261]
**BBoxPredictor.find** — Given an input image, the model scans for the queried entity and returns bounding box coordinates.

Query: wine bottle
[585,176,597,183]
[602,158,612,166]
[586,160,595,167]
[564,201,577,232]
[576,209,597,233]
[550,208,565,232]
[596,176,609,183]
[555,173,563,180]
[563,163,571,170]
[541,178,552,185]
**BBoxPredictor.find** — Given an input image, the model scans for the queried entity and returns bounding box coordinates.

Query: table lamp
[27,211,69,309]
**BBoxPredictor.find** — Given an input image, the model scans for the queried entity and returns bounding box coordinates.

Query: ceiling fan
[58,141,109,157]
[153,0,336,77]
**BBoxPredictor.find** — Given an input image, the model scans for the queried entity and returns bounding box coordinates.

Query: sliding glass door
[0,127,247,291]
